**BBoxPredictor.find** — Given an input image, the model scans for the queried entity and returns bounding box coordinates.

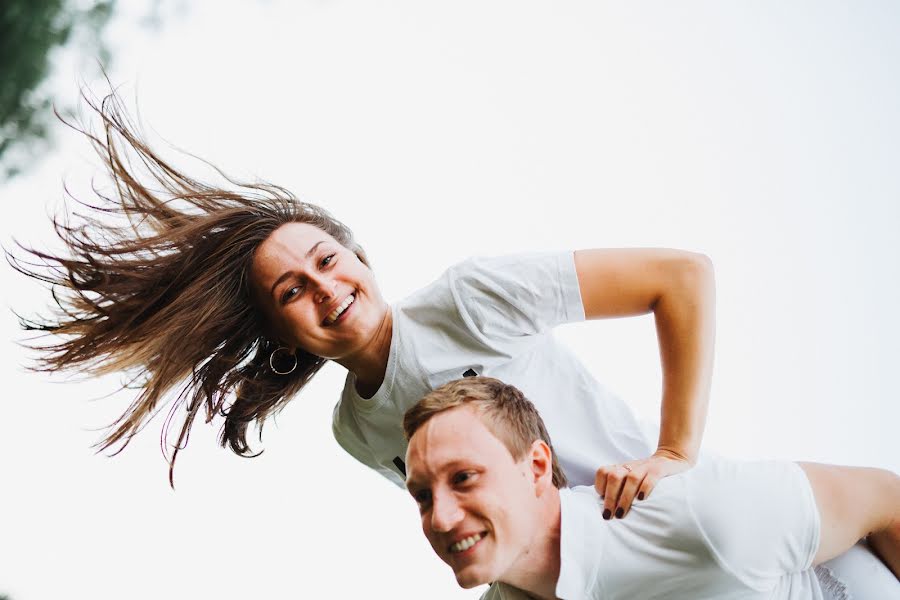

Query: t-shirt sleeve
[446,252,584,347]
[332,398,407,488]
[684,458,821,590]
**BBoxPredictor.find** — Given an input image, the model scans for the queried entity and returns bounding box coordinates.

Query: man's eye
[414,490,432,506]
[453,471,476,486]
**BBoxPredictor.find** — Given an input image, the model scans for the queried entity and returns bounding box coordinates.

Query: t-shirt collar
[555,487,601,599]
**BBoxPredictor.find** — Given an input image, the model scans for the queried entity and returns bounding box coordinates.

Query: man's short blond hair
[403,376,568,488]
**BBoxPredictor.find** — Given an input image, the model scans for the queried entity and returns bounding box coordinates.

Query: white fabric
[485,458,827,600]
[815,542,900,600]
[331,252,895,598]
[332,252,653,487]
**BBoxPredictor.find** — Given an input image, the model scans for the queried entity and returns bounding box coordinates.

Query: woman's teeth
[325,294,355,324]
[450,532,486,554]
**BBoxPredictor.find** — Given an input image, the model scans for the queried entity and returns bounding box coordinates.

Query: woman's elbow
[684,251,714,277]
[668,251,715,298]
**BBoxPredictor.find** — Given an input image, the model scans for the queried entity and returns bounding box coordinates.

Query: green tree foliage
[0,0,114,179]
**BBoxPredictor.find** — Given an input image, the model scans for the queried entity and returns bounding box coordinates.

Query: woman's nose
[310,274,336,303]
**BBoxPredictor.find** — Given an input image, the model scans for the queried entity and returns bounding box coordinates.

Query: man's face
[405,405,540,588]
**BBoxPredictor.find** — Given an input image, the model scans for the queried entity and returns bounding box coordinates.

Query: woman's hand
[594,450,693,519]
[576,249,715,518]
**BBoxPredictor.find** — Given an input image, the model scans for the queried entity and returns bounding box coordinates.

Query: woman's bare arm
[574,248,716,518]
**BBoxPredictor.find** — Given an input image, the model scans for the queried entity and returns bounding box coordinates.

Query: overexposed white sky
[2,2,899,599]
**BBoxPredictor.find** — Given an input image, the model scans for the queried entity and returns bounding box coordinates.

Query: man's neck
[499,487,563,600]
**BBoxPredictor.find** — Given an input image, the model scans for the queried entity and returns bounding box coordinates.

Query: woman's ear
[275,339,296,353]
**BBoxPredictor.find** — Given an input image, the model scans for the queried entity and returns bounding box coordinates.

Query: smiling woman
[249,222,394,399]
[9,91,373,485]
[10,89,715,512]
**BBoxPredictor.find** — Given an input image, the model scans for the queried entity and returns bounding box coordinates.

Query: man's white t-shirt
[332,252,652,487]
[484,458,825,600]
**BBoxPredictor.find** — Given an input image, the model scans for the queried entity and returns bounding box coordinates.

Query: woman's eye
[320,254,335,268]
[281,285,302,304]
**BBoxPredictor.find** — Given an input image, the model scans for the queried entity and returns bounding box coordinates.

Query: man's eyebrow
[405,479,422,494]
[440,459,472,472]
[268,240,327,298]
[406,459,477,491]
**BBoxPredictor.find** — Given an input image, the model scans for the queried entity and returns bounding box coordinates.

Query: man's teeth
[326,295,355,324]
[450,532,486,554]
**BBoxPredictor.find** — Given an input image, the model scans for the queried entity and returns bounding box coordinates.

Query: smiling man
[403,377,900,600]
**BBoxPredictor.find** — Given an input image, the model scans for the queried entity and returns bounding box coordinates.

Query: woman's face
[250,222,387,360]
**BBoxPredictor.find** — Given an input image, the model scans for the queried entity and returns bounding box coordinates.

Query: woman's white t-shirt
[332,252,653,488]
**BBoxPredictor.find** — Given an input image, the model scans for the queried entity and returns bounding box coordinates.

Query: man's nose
[430,491,464,533]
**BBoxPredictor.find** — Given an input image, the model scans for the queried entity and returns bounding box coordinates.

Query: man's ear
[529,440,553,495]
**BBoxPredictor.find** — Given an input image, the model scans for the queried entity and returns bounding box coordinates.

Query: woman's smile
[250,222,391,373]
[323,293,356,326]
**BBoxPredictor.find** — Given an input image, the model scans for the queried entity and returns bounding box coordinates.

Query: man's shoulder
[560,485,604,513]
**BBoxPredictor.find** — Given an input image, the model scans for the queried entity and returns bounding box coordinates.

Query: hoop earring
[269,346,298,375]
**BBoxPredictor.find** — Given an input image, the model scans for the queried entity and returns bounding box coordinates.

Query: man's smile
[449,531,488,554]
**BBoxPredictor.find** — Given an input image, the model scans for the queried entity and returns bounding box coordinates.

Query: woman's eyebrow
[269,270,295,298]
[305,240,326,258]
[268,241,329,297]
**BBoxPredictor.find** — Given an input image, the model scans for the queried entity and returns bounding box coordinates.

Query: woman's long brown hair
[9,91,368,486]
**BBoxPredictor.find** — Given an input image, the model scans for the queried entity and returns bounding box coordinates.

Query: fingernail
[615,507,624,519]
[602,509,611,520]
[638,492,645,501]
